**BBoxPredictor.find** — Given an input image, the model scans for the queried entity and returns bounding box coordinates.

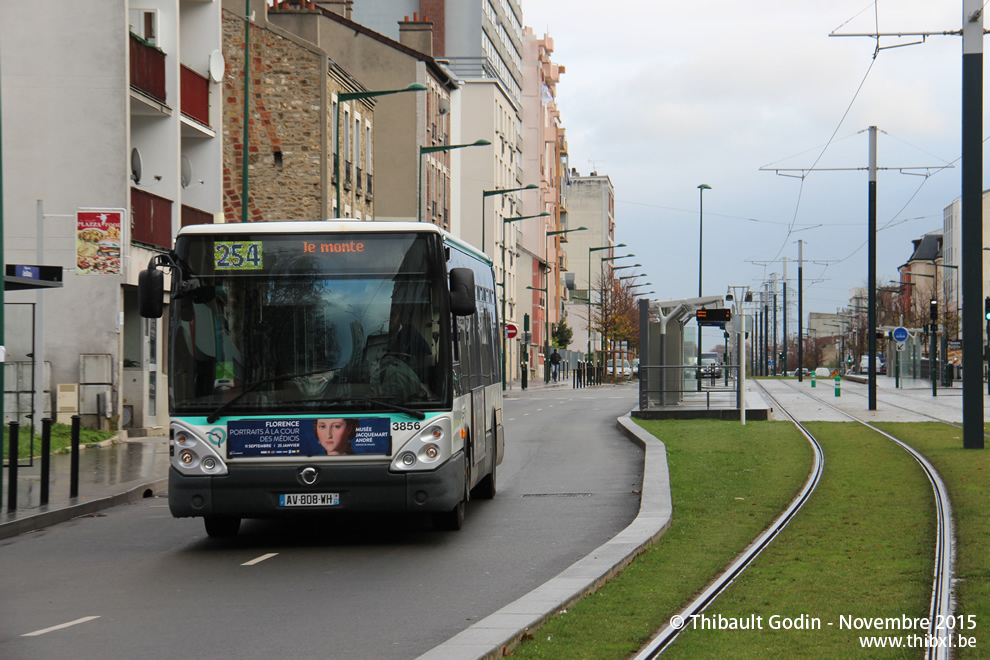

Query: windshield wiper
[327,397,426,420]
[205,374,428,423]
[205,368,332,424]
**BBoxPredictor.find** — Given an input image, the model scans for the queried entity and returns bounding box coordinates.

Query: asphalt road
[0,384,641,660]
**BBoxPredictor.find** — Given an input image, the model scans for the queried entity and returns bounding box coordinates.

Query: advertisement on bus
[227,417,391,457]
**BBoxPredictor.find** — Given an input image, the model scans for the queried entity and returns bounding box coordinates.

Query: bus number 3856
[392,422,421,431]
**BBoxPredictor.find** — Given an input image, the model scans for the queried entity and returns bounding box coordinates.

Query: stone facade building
[222,3,376,222]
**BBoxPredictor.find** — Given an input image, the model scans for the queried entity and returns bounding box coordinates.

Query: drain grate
[522,492,593,498]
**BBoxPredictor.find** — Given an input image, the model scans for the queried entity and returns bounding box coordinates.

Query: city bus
[138,221,503,536]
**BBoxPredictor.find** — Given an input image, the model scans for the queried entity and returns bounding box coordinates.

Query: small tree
[552,318,573,349]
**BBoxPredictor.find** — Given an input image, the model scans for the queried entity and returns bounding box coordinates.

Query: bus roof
[177,220,492,266]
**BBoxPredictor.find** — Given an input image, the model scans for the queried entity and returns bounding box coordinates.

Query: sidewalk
[0,435,170,540]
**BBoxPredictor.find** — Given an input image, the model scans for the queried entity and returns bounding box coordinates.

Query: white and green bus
[139,221,503,536]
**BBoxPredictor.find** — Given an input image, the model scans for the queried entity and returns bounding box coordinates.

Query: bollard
[41,418,52,506]
[835,374,841,397]
[7,422,19,511]
[71,414,81,499]
[811,373,816,388]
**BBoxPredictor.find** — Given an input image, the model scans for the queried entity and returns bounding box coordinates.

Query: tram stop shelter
[634,295,769,421]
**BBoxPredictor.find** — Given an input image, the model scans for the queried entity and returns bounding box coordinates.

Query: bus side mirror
[138,268,164,318]
[449,267,476,316]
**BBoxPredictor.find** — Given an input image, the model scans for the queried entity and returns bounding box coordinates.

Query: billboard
[77,209,124,275]
[227,417,391,458]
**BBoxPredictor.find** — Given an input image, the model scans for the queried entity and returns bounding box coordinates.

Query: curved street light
[335,83,427,215]
[500,212,550,388]
[418,139,491,223]
[482,184,539,256]
[697,183,712,391]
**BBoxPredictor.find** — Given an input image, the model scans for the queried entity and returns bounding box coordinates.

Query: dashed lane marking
[242,553,279,566]
[22,616,101,637]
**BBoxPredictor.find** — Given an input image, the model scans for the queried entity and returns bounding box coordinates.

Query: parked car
[814,367,831,378]
[607,359,632,378]
[790,368,812,377]
[632,358,640,376]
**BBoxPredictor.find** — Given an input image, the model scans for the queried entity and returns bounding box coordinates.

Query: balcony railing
[130,33,166,103]
[344,161,352,188]
[366,173,373,198]
[356,167,363,193]
[131,188,173,250]
[180,65,209,126]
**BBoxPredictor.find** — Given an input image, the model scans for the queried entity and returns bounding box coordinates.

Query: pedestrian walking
[550,348,562,382]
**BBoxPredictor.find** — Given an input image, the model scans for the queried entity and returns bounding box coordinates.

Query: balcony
[130,33,166,104]
[180,65,209,126]
[131,188,173,250]
[181,204,213,228]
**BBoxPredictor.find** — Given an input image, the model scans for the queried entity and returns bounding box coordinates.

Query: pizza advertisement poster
[77,209,124,275]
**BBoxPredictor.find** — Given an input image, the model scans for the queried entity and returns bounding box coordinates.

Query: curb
[416,412,671,660]
[0,476,169,541]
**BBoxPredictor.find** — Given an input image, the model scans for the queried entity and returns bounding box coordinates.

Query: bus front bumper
[168,453,465,519]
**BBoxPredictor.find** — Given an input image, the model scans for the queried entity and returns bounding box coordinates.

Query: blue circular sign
[892,326,909,342]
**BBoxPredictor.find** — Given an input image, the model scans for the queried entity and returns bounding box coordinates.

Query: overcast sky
[522,1,976,337]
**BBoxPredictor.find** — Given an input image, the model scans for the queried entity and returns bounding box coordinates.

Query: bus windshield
[169,231,448,417]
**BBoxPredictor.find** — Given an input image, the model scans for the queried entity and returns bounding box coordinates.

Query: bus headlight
[390,419,453,472]
[170,422,229,476]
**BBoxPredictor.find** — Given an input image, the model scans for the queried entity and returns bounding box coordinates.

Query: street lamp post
[334,83,426,216]
[544,226,587,382]
[500,212,550,389]
[587,244,623,364]
[697,183,711,392]
[600,253,635,375]
[418,139,491,223]
[482,184,538,256]
[526,284,549,383]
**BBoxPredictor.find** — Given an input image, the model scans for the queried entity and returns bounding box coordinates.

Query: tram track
[769,379,955,659]
[633,384,825,659]
[635,379,955,660]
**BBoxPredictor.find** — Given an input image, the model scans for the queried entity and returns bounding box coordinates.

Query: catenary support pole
[867,125,878,411]
[962,0,984,449]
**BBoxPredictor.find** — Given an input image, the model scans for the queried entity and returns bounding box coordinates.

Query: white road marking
[22,616,101,637]
[242,552,279,566]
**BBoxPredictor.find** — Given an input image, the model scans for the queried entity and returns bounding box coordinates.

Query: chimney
[314,1,353,20]
[398,12,434,57]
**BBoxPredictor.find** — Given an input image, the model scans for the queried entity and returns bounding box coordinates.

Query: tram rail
[634,379,955,660]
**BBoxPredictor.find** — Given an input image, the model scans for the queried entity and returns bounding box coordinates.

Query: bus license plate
[279,493,340,507]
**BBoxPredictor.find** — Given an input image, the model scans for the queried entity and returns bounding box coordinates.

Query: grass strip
[510,420,942,658]
[1,423,114,461]
[663,422,934,658]
[874,422,990,658]
[509,419,811,659]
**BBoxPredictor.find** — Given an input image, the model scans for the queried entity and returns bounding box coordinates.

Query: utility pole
[797,241,804,382]
[961,0,984,449]
[827,5,981,446]
[867,126,878,410]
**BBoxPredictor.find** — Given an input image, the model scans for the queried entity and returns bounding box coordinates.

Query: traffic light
[930,299,938,324]
[985,296,990,321]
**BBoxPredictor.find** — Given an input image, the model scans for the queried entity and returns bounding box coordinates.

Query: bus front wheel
[432,499,465,531]
[204,515,241,538]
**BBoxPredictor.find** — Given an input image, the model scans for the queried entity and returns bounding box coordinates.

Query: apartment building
[265,3,460,227]
[1,0,225,431]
